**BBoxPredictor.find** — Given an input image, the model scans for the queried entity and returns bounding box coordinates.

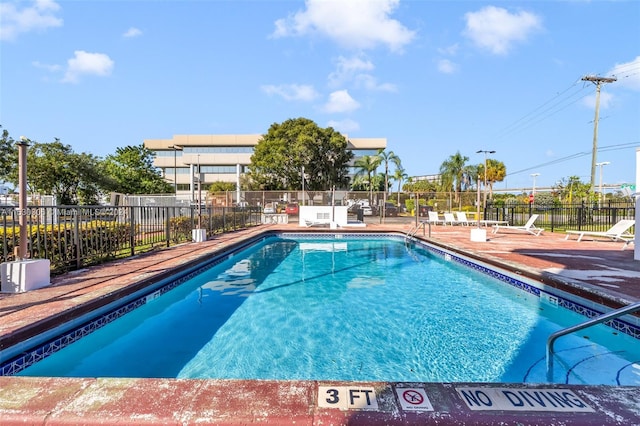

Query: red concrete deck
[1,222,639,425]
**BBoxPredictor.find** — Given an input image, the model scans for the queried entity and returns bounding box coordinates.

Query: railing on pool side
[546,301,640,382]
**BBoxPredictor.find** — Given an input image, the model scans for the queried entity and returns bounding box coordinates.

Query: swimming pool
[3,233,640,385]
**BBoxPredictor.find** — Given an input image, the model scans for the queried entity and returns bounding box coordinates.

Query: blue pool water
[14,236,640,385]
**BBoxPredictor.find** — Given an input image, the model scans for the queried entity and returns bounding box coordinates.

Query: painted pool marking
[395,387,434,412]
[456,387,595,412]
[317,386,378,411]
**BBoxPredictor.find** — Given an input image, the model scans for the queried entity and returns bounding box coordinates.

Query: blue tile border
[2,232,638,376]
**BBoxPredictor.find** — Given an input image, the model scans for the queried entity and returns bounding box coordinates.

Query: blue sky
[1,0,639,191]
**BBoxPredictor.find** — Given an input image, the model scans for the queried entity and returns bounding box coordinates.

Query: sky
[1,0,639,192]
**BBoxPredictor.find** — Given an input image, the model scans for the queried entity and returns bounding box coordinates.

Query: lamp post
[476,150,495,207]
[197,154,202,229]
[17,136,30,260]
[596,161,610,207]
[169,145,182,194]
[531,173,540,204]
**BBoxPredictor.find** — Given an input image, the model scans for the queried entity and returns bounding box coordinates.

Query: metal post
[17,137,30,260]
[531,173,540,205]
[169,145,182,195]
[197,154,202,229]
[596,161,610,207]
[476,150,495,209]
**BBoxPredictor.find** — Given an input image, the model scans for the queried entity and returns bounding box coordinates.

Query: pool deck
[1,222,639,425]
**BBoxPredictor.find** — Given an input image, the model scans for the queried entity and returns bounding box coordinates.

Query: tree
[208,181,236,192]
[377,149,401,193]
[103,145,173,195]
[478,158,506,200]
[353,154,381,203]
[392,166,408,205]
[9,139,108,205]
[439,151,469,203]
[553,176,592,203]
[0,127,17,185]
[248,118,353,191]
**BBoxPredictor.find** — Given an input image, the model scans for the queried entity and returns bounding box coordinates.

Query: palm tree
[485,159,506,200]
[393,166,408,206]
[353,155,381,204]
[377,149,401,219]
[439,151,469,204]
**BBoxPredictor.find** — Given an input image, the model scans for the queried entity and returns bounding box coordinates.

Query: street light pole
[596,161,610,207]
[476,150,495,207]
[169,145,182,194]
[531,173,540,203]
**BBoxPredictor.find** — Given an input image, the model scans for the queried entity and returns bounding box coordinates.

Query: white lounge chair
[492,214,544,236]
[444,212,462,226]
[427,211,446,225]
[455,212,476,226]
[565,219,635,247]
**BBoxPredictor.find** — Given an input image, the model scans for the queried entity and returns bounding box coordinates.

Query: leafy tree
[439,151,469,203]
[208,181,236,192]
[248,118,353,191]
[553,176,593,203]
[8,140,108,204]
[103,145,173,195]
[403,178,437,193]
[0,127,17,185]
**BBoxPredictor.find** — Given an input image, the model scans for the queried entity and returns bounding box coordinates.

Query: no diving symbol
[395,387,434,412]
[403,390,424,405]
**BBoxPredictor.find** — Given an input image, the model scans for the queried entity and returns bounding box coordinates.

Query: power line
[505,141,638,178]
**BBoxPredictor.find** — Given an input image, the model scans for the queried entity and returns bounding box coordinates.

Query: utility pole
[582,75,616,193]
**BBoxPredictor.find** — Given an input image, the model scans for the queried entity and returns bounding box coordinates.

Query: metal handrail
[546,301,640,382]
[406,221,431,239]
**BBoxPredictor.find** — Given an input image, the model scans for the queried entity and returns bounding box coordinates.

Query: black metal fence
[0,205,262,275]
[485,200,635,232]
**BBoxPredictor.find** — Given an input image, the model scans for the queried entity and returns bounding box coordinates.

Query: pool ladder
[546,301,640,382]
[406,221,431,239]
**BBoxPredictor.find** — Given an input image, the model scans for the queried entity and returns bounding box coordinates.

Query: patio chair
[427,211,446,225]
[444,212,462,226]
[565,219,635,247]
[492,214,544,236]
[455,212,476,226]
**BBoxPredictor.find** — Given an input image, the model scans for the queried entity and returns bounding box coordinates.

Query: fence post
[74,207,82,269]
[129,206,136,256]
[165,207,171,248]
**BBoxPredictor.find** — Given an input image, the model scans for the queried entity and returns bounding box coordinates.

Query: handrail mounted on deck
[546,301,640,382]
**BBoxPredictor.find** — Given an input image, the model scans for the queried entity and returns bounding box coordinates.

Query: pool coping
[1,225,639,425]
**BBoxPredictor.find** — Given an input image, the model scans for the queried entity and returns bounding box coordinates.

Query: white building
[143,134,386,194]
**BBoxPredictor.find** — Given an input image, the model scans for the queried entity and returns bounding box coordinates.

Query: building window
[183,147,254,154]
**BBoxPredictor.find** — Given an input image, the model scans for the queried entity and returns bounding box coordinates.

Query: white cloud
[62,51,114,83]
[261,84,319,101]
[582,91,614,110]
[0,0,63,41]
[328,55,374,87]
[437,59,458,74]
[32,60,61,72]
[327,118,360,133]
[328,55,396,92]
[437,43,459,56]
[324,90,361,113]
[272,0,415,52]
[123,27,142,38]
[463,6,542,55]
[607,56,640,91]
